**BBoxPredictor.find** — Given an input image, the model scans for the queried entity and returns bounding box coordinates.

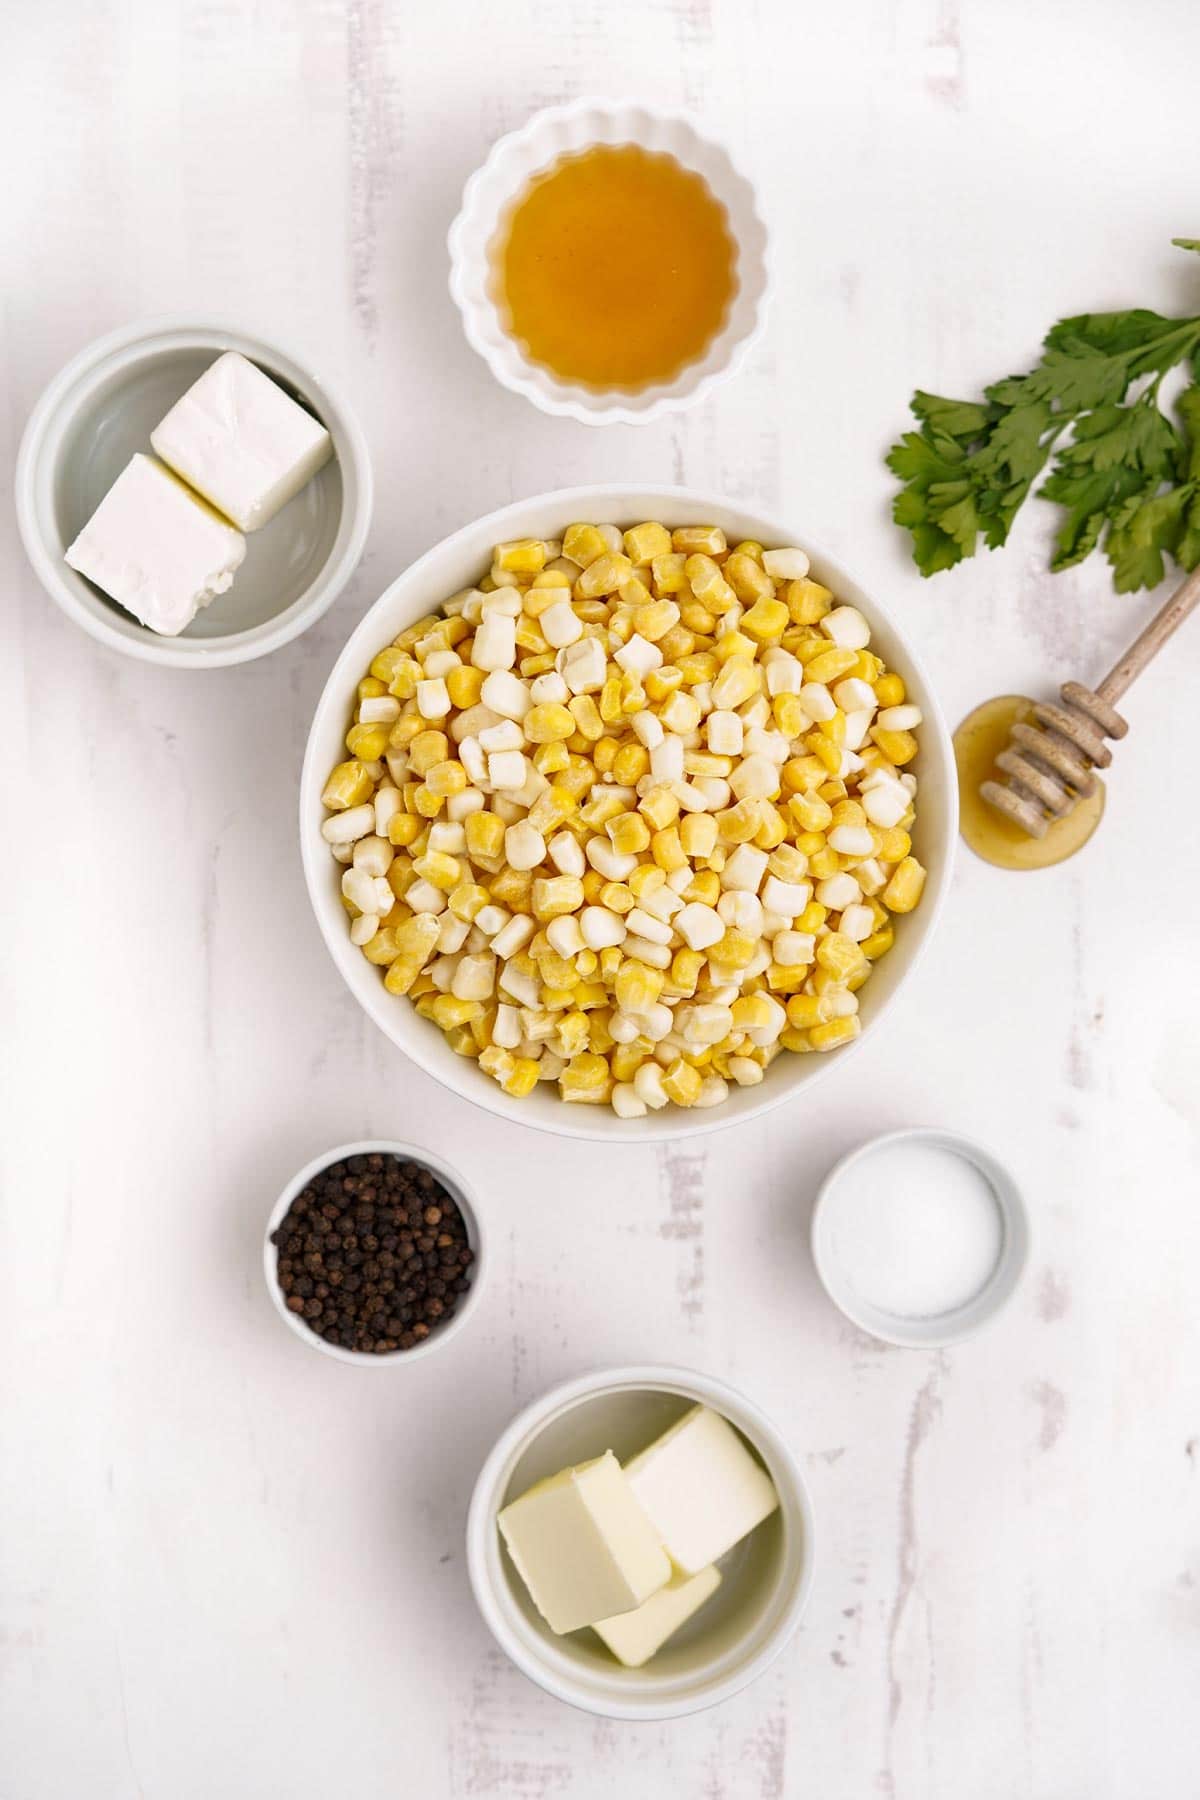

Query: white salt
[827,1139,1004,1320]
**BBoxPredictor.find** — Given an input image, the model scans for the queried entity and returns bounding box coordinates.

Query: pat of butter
[151,351,333,532]
[593,1562,721,1668]
[626,1405,779,1576]
[498,1451,670,1636]
[65,453,245,637]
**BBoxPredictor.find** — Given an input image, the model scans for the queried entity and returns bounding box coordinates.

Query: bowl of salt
[810,1128,1030,1348]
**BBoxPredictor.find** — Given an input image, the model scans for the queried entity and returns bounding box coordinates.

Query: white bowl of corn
[300,486,957,1140]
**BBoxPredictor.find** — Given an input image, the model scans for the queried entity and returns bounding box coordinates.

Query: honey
[495,145,737,391]
[954,695,1105,871]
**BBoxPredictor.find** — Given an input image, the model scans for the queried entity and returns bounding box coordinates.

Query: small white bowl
[300,484,958,1142]
[263,1139,486,1364]
[15,317,373,668]
[467,1366,814,1719]
[810,1128,1031,1348]
[448,99,770,426]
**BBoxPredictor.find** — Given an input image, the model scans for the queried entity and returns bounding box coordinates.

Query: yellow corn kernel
[649,552,688,596]
[876,826,912,864]
[710,930,757,970]
[532,875,585,920]
[871,727,918,765]
[809,1016,862,1053]
[624,521,673,563]
[427,994,482,1030]
[580,789,626,831]
[445,662,484,709]
[345,722,389,761]
[638,786,680,832]
[882,856,926,913]
[854,651,884,684]
[782,755,827,795]
[679,601,717,635]
[679,813,718,859]
[520,653,557,678]
[491,867,533,912]
[514,617,549,656]
[711,658,761,710]
[816,932,866,982]
[731,994,775,1031]
[412,850,461,892]
[829,799,866,832]
[449,882,489,921]
[445,1023,477,1058]
[808,846,841,880]
[368,645,409,684]
[767,843,809,884]
[393,914,441,963]
[807,735,843,775]
[611,1043,649,1083]
[469,1009,494,1051]
[568,695,604,741]
[600,881,635,914]
[627,864,666,902]
[861,923,895,959]
[494,537,546,575]
[588,1011,616,1055]
[662,1058,703,1106]
[684,554,736,614]
[740,595,790,644]
[712,629,756,665]
[361,925,401,966]
[533,948,577,989]
[612,742,650,786]
[753,804,787,851]
[658,628,698,666]
[542,986,576,1011]
[412,784,443,819]
[322,760,373,811]
[631,599,678,642]
[874,671,906,707]
[501,1056,541,1098]
[357,675,387,701]
[598,947,624,985]
[615,960,664,1013]
[479,1044,516,1084]
[784,578,833,624]
[772,693,809,739]
[524,703,575,743]
[619,674,646,715]
[803,648,858,686]
[533,740,570,775]
[465,810,506,861]
[383,957,421,995]
[683,868,721,905]
[724,551,773,602]
[786,992,835,1029]
[581,869,606,904]
[645,825,682,872]
[603,812,646,856]
[574,980,608,1010]
[562,523,608,568]
[780,1026,813,1053]
[797,901,827,935]
[576,551,632,599]
[556,1011,590,1056]
[718,799,761,844]
[387,811,422,847]
[674,653,718,689]
[424,759,467,798]
[593,736,620,775]
[595,676,620,725]
[408,729,449,775]
[387,660,421,700]
[529,569,571,593]
[386,858,414,903]
[640,670,681,711]
[673,525,726,557]
[560,1052,612,1103]
[527,785,576,835]
[767,963,809,994]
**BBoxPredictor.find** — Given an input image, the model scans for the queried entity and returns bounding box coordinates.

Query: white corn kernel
[764,652,803,696]
[633,1062,670,1109]
[675,902,725,951]
[612,1083,648,1119]
[828,825,875,857]
[821,605,871,649]
[482,670,532,720]
[680,1003,734,1047]
[878,704,923,730]
[641,1004,674,1041]
[855,857,887,896]
[373,787,402,835]
[761,874,811,916]
[842,708,875,751]
[493,1003,522,1049]
[728,754,779,802]
[416,677,451,719]
[720,844,769,893]
[718,890,764,935]
[498,964,539,1008]
[632,710,664,749]
[452,954,496,1000]
[322,804,375,845]
[762,546,810,580]
[694,1075,730,1108]
[359,696,401,724]
[488,749,529,790]
[341,868,378,913]
[580,906,627,950]
[772,930,815,966]
[352,834,393,877]
[491,914,536,960]
[546,914,586,957]
[428,821,466,855]
[530,671,569,704]
[840,904,875,942]
[559,636,607,693]
[650,736,684,783]
[706,710,743,755]
[798,682,835,722]
[437,914,471,953]
[640,885,683,922]
[478,718,524,753]
[540,600,583,648]
[406,878,448,915]
[727,1056,764,1087]
[475,904,510,936]
[548,831,585,878]
[614,633,663,679]
[626,907,672,946]
[459,737,488,786]
[586,838,638,881]
[504,821,547,870]
[832,678,876,714]
[862,778,911,828]
[623,935,671,968]
[472,612,517,671]
[350,913,379,946]
[446,790,485,822]
[815,872,860,910]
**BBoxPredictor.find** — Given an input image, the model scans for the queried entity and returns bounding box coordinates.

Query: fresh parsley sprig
[887,242,1200,592]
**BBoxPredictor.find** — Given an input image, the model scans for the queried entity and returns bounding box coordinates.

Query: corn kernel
[683,868,721,905]
[627,864,666,900]
[673,525,727,557]
[724,551,773,602]
[608,812,650,856]
[446,664,485,709]
[560,1052,611,1102]
[809,1016,861,1052]
[533,741,570,775]
[710,930,757,970]
[877,827,912,863]
[569,694,604,740]
[882,856,926,913]
[861,924,895,959]
[662,1058,703,1106]
[874,672,906,707]
[387,812,422,847]
[871,727,919,765]
[625,521,673,563]
[465,810,506,861]
[495,537,546,574]
[740,596,790,643]
[562,523,608,568]
[323,761,374,811]
[638,786,680,832]
[449,882,489,921]
[612,742,650,785]
[680,813,718,858]
[615,960,664,1013]
[785,578,833,624]
[525,703,575,743]
[532,875,585,920]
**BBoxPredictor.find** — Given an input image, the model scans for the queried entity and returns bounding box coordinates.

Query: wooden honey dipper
[981,563,1200,838]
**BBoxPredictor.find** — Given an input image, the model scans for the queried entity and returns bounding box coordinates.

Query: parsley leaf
[886,245,1200,591]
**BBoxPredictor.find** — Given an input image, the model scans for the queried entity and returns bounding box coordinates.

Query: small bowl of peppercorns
[264,1141,485,1362]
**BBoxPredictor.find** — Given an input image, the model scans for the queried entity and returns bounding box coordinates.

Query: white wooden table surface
[3,2,1198,1795]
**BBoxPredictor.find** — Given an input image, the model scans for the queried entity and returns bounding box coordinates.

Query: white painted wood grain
[2,1,1199,1795]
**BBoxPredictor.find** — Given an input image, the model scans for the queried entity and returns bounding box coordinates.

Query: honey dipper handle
[1097,563,1200,705]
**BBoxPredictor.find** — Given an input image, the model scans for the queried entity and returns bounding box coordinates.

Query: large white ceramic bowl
[465,1365,815,1720]
[15,317,372,668]
[448,99,770,426]
[300,485,957,1142]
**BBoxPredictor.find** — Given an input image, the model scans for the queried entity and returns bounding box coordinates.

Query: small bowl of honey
[448,99,770,426]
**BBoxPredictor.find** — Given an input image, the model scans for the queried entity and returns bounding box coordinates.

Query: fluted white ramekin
[448,100,771,427]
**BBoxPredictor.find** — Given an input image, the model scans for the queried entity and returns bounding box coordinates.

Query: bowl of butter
[15,317,372,667]
[466,1365,814,1718]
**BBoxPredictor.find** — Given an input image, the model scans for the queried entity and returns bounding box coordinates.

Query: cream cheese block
[625,1405,779,1575]
[593,1562,722,1668]
[65,453,245,636]
[497,1451,670,1636]
[151,350,332,531]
